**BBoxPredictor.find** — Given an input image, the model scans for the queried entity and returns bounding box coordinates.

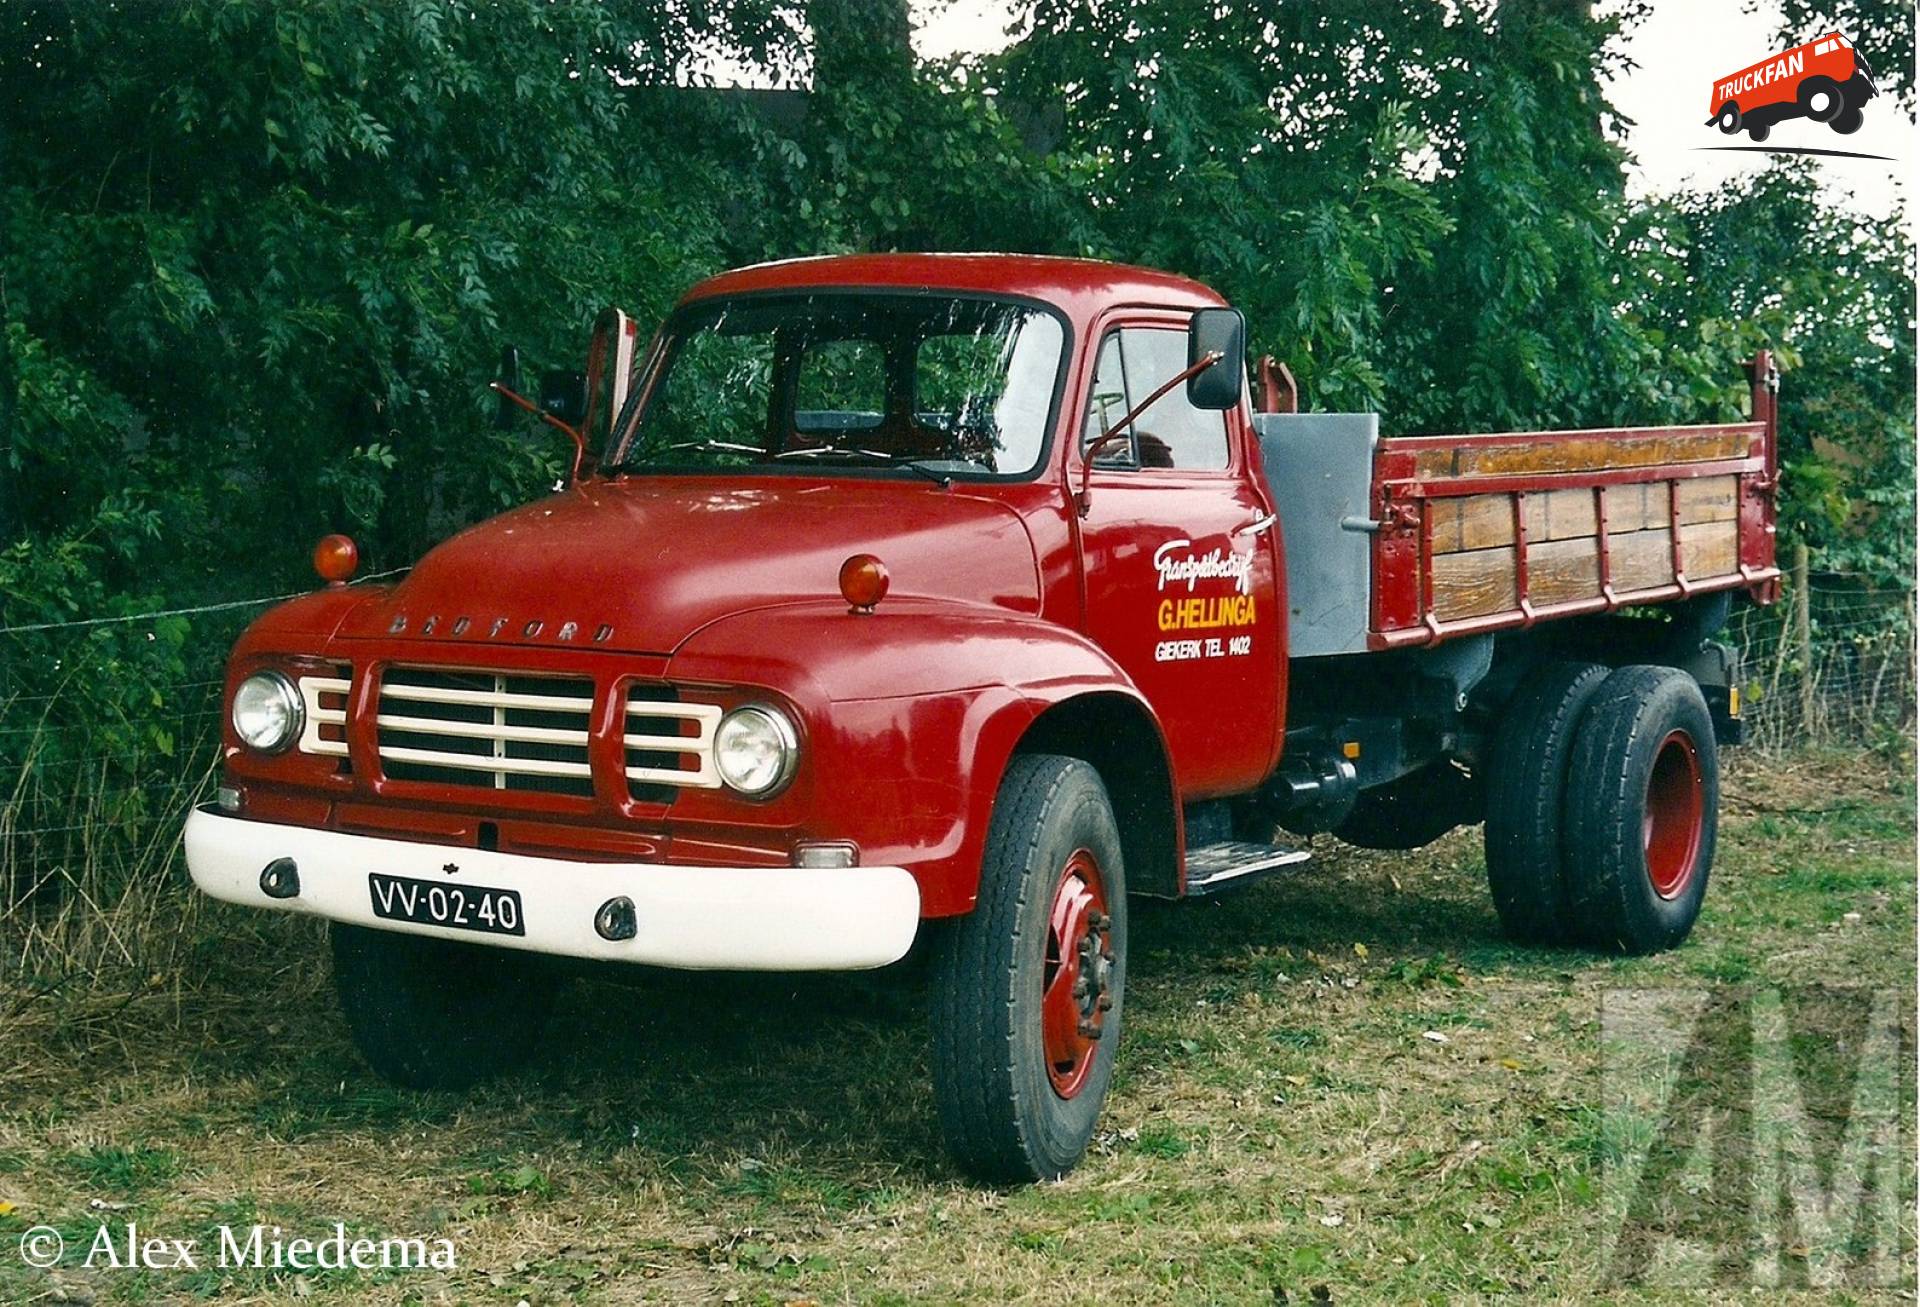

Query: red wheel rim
[1041,848,1113,1100]
[1643,730,1704,899]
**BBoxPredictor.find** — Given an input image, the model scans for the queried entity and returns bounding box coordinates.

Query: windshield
[605,292,1068,479]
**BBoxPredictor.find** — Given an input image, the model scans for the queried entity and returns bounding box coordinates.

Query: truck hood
[333,476,1043,655]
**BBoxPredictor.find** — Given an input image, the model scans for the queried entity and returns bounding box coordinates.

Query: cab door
[1070,311,1283,797]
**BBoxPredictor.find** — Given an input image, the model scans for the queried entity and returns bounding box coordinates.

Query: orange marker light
[313,534,359,586]
[839,553,890,612]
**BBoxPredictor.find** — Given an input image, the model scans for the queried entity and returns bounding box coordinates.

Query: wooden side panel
[1681,518,1740,578]
[1428,476,1742,555]
[1429,487,1597,553]
[1428,517,1745,622]
[1407,429,1749,480]
[1676,475,1738,523]
[1611,527,1674,592]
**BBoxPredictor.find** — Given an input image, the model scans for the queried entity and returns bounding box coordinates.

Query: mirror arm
[490,381,588,483]
[1075,351,1221,517]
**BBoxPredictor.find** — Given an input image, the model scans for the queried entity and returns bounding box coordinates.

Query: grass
[0,750,1912,1303]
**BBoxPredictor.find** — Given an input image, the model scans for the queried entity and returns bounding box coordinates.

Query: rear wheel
[1798,75,1844,121]
[1748,121,1772,142]
[1563,667,1718,954]
[930,754,1126,1183]
[331,923,556,1089]
[1483,661,1610,945]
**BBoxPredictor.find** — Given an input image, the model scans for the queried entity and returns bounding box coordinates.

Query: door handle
[1235,512,1276,538]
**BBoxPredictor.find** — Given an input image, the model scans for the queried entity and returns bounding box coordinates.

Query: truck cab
[185,254,1778,1183]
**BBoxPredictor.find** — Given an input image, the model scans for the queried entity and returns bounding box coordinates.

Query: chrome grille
[309,667,729,800]
[378,668,596,796]
[625,685,722,801]
[296,671,351,758]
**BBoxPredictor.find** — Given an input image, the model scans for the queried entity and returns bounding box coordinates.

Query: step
[1183,840,1312,896]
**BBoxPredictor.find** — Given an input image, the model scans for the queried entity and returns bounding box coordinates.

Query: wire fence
[1726,569,1914,752]
[1,568,1912,981]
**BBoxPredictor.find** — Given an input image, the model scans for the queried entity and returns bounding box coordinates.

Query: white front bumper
[183,809,920,971]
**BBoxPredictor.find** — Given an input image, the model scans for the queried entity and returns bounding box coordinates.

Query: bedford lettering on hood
[334,476,1042,654]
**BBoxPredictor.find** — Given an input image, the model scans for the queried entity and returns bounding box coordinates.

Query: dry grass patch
[0,750,1911,1303]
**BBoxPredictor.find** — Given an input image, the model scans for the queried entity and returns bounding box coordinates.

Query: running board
[1183,840,1312,896]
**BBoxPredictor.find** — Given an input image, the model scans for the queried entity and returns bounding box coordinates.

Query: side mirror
[1187,307,1246,410]
[539,370,589,427]
[494,345,523,430]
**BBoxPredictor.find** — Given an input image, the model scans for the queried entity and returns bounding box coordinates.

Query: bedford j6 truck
[185,254,1781,1182]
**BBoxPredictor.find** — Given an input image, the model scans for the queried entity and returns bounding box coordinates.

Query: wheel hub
[1644,729,1705,900]
[1042,849,1113,1099]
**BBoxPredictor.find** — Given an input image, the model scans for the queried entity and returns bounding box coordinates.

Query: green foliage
[1622,164,1915,580]
[1,0,1911,855]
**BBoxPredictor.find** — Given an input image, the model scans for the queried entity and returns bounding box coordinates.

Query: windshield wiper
[608,439,763,472]
[887,457,953,488]
[775,445,952,487]
[773,445,892,461]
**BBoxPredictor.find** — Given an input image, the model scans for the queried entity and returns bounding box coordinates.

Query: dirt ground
[1,751,1913,1304]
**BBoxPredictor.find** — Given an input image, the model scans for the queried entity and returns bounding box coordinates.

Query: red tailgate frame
[1369,351,1782,649]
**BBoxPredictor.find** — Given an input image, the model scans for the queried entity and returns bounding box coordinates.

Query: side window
[795,338,885,433]
[1117,328,1230,470]
[1081,334,1134,466]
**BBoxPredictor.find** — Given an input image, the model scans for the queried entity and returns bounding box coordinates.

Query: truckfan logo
[1705,31,1879,145]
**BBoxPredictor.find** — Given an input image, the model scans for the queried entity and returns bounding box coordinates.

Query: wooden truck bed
[1253,351,1780,657]
[1368,419,1780,647]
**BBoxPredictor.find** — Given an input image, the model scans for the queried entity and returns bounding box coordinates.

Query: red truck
[1707,31,1878,140]
[185,255,1781,1182]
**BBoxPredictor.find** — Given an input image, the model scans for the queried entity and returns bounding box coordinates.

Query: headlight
[713,704,799,797]
[232,672,303,753]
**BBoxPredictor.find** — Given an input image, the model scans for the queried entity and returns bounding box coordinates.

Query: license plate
[368,873,525,937]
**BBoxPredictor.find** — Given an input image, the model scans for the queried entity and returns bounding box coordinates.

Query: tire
[1831,104,1864,134]
[930,754,1127,1183]
[1797,76,1844,122]
[331,923,557,1089]
[1715,103,1741,134]
[1748,122,1771,142]
[1563,667,1718,955]
[1333,761,1478,851]
[1483,661,1610,946]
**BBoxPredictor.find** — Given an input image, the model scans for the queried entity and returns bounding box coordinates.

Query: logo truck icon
[1708,32,1878,141]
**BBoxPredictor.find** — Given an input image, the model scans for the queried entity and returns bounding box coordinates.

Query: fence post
[1792,540,1813,734]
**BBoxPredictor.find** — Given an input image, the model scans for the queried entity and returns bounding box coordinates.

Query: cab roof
[679,253,1225,318]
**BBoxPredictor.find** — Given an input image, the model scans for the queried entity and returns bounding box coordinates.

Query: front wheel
[1563,667,1718,954]
[1797,75,1844,122]
[930,754,1127,1183]
[331,923,557,1089]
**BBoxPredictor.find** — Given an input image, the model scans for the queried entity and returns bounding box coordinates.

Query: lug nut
[594,896,638,942]
[258,858,300,900]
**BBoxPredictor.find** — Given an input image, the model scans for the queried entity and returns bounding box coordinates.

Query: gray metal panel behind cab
[1254,412,1379,657]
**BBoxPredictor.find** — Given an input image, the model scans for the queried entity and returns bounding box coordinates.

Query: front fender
[668,599,1169,915]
